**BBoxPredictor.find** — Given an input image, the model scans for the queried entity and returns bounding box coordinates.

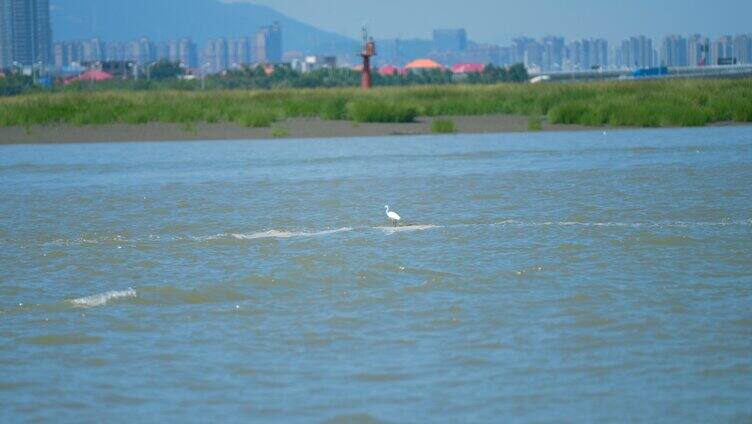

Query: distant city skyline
[49,31,752,75]
[238,0,752,44]
[4,0,752,72]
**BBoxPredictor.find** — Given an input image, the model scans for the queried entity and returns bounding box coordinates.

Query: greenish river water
[1,127,751,422]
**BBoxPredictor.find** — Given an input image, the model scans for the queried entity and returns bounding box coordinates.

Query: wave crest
[70,288,137,308]
[378,225,442,234]
[231,227,353,240]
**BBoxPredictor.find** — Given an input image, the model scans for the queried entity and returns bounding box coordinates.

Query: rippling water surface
[1,127,751,422]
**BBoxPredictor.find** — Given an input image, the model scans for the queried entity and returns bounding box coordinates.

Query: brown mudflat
[0,115,595,145]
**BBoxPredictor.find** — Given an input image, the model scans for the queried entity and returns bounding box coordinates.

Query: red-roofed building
[451,63,486,74]
[378,65,405,76]
[64,70,114,85]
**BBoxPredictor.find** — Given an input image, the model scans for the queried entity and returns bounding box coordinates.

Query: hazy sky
[241,0,751,43]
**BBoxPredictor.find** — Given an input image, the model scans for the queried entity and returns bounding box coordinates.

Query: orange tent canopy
[404,59,443,70]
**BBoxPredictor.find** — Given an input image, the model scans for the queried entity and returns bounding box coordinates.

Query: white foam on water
[39,218,751,249]
[494,219,520,225]
[555,221,639,228]
[70,288,137,308]
[662,220,752,227]
[45,237,101,247]
[44,234,129,247]
[377,225,442,235]
[192,233,227,242]
[493,220,752,228]
[231,227,353,240]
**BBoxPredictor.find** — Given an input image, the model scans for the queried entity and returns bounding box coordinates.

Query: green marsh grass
[432,119,457,133]
[240,110,276,128]
[1,79,751,129]
[271,127,289,138]
[346,100,418,123]
[527,115,543,131]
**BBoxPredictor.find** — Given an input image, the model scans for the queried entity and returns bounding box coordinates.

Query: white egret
[384,205,401,227]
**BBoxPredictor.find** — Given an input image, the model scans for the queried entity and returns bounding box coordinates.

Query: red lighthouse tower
[360,26,376,89]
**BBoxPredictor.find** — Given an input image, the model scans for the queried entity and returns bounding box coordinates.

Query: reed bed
[1,78,750,128]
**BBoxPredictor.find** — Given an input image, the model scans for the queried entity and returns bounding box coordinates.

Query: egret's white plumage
[385,205,401,227]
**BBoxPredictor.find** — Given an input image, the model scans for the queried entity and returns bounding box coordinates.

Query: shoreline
[0,115,747,145]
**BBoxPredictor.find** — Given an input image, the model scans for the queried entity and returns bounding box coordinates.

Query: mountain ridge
[50,0,359,57]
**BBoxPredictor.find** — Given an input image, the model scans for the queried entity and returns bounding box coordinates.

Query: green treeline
[1,63,529,95]
[1,78,750,128]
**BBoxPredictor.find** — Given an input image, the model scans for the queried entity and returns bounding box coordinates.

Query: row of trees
[209,63,529,89]
[466,64,529,84]
[0,74,35,96]
[1,62,529,95]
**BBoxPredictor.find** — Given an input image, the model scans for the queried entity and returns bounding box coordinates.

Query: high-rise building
[733,34,752,64]
[660,35,688,67]
[52,41,65,68]
[510,37,543,69]
[0,0,10,68]
[105,42,126,62]
[567,38,609,71]
[498,46,512,66]
[711,35,734,65]
[542,36,564,71]
[511,37,535,64]
[617,35,654,69]
[462,44,502,66]
[228,37,253,67]
[52,40,85,68]
[432,29,468,52]
[204,38,228,72]
[65,41,82,65]
[82,38,105,63]
[127,38,156,64]
[567,40,583,70]
[593,39,609,69]
[156,41,170,62]
[615,40,628,68]
[429,43,503,67]
[0,0,52,67]
[167,40,179,64]
[255,22,282,64]
[524,40,543,69]
[167,38,197,68]
[181,38,198,68]
[378,38,434,67]
[688,34,709,66]
[636,36,654,68]
[510,36,550,69]
[144,38,156,63]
